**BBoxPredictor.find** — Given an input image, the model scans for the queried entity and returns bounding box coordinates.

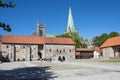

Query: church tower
[36,20,46,37]
[66,7,76,34]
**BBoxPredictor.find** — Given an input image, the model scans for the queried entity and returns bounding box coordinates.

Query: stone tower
[36,20,46,37]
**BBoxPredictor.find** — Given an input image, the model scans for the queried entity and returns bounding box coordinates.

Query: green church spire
[67,7,75,33]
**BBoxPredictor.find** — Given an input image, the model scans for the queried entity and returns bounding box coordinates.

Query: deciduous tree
[93,32,119,46]
[56,33,87,48]
[0,0,16,32]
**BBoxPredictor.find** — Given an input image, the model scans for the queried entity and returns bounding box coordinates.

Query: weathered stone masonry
[2,44,40,61]
[1,35,75,62]
[44,44,75,61]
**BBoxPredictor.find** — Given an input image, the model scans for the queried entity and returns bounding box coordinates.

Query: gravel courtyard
[0,59,120,80]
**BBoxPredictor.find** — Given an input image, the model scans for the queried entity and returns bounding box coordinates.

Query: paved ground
[0,60,120,80]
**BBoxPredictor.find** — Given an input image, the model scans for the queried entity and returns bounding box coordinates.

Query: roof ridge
[100,36,120,48]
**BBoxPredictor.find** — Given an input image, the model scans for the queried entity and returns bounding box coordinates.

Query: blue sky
[0,0,120,39]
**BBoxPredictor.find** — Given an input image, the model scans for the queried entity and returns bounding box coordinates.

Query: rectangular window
[63,49,65,52]
[69,49,71,52]
[23,45,25,48]
[6,45,9,48]
[49,49,51,52]
[56,49,58,52]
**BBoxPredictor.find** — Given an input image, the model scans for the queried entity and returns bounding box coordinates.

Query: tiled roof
[94,47,101,52]
[1,35,75,45]
[100,36,120,48]
[76,48,94,51]
[2,35,44,44]
[42,37,75,45]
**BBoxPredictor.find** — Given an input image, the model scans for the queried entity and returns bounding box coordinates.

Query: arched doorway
[63,56,65,61]
[38,52,42,59]
[58,56,66,62]
[58,56,62,61]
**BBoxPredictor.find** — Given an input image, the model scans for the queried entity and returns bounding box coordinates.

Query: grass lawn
[101,59,120,62]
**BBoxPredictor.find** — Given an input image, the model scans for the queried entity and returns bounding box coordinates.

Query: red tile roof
[2,35,44,44]
[94,47,101,52]
[42,37,75,45]
[100,36,120,48]
[1,35,75,45]
[76,48,94,51]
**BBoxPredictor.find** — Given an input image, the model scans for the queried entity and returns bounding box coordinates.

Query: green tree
[98,33,108,46]
[93,32,120,46]
[108,32,119,38]
[0,0,15,8]
[92,36,99,46]
[93,33,108,46]
[0,0,16,32]
[56,33,87,48]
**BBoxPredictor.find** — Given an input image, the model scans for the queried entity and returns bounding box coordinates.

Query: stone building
[0,42,3,61]
[1,35,75,61]
[42,37,75,61]
[100,36,120,58]
[1,35,44,61]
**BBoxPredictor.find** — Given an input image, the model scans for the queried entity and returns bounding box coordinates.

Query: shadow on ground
[0,66,57,80]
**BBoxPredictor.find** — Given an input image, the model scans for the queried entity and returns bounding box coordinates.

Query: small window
[23,58,25,61]
[118,48,120,52]
[56,49,58,52]
[60,50,61,53]
[6,45,9,48]
[49,49,51,52]
[17,58,20,61]
[23,45,25,48]
[69,49,71,52]
[63,49,65,52]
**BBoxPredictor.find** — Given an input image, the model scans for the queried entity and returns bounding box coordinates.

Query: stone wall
[44,44,75,61]
[1,44,39,61]
[1,43,75,61]
[102,47,114,58]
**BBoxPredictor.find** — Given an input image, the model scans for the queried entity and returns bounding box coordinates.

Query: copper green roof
[67,7,75,33]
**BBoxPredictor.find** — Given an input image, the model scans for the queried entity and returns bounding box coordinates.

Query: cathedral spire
[67,7,75,33]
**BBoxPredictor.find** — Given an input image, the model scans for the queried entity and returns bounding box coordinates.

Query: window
[17,58,20,61]
[6,45,9,48]
[49,49,51,52]
[69,49,71,52]
[23,45,25,48]
[23,58,25,61]
[56,49,59,52]
[63,49,65,52]
[60,50,61,53]
[118,48,120,52]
